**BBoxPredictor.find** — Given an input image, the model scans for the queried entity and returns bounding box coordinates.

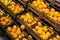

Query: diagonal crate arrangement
[6,22,35,40]
[27,0,60,32]
[0,0,60,40]
[17,9,55,40]
[0,5,36,40]
[0,0,25,20]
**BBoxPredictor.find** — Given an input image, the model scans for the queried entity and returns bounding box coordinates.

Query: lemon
[35,26,39,30]
[15,38,19,40]
[7,27,12,32]
[21,25,25,30]
[13,25,17,29]
[50,8,55,12]
[22,38,28,40]
[18,35,22,39]
[38,22,42,26]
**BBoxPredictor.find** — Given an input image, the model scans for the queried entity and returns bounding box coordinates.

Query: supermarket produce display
[28,0,60,32]
[31,0,60,25]
[0,0,60,40]
[17,9,59,40]
[31,0,60,23]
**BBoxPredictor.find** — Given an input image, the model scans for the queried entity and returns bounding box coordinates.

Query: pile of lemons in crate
[32,22,54,40]
[0,14,13,26]
[0,0,24,15]
[0,9,13,26]
[8,2,24,15]
[7,25,32,40]
[32,0,60,23]
[20,12,38,26]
